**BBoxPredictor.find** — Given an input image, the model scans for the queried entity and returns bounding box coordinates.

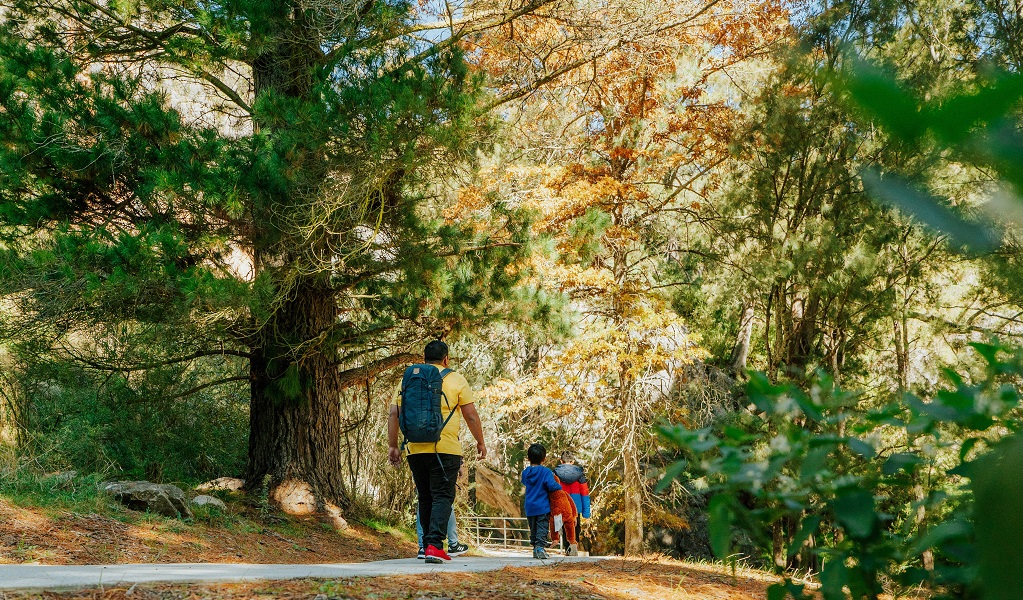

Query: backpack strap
[435,367,457,481]
[436,367,457,426]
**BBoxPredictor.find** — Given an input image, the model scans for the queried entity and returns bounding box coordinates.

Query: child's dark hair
[527,443,547,465]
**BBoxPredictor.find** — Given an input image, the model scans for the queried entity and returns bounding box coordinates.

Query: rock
[324,501,349,531]
[101,481,193,519]
[272,479,316,515]
[191,495,227,511]
[195,477,245,492]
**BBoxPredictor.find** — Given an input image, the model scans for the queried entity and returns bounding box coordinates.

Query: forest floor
[1,559,776,600]
[0,496,413,565]
[0,496,780,599]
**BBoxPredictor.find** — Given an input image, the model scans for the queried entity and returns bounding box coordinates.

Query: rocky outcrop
[101,481,192,519]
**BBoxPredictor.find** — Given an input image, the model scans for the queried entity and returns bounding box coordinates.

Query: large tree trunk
[243,11,351,521]
[246,280,350,524]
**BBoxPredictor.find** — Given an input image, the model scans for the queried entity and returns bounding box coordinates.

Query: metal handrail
[464,515,533,548]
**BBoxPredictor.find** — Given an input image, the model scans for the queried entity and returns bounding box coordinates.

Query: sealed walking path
[0,554,604,590]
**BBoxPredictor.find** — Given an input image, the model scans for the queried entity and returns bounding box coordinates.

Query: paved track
[0,555,604,590]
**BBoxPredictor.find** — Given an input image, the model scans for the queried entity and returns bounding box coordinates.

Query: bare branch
[167,375,249,400]
[337,352,418,388]
[78,349,252,372]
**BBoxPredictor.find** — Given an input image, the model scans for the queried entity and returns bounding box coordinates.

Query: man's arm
[387,404,401,466]
[461,403,487,460]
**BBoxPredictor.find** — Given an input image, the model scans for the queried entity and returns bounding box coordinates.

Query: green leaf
[767,584,788,600]
[707,494,734,560]
[843,62,926,141]
[834,488,876,539]
[929,74,1023,143]
[655,459,688,493]
[883,452,922,476]
[794,394,825,422]
[788,515,823,557]
[970,342,1001,366]
[972,434,1023,600]
[913,520,972,555]
[861,169,1000,253]
[820,557,848,600]
[960,438,981,462]
[848,438,876,460]
[801,446,832,482]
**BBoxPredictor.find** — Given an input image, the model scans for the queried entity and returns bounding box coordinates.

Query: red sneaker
[424,544,451,564]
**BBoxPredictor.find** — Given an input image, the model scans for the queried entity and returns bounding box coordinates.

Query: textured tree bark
[772,520,787,571]
[622,431,645,556]
[242,11,354,519]
[246,280,350,518]
[914,479,935,574]
[729,303,755,374]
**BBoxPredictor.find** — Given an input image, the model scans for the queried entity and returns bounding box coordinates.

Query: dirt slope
[0,498,413,565]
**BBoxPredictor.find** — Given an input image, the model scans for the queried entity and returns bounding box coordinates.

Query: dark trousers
[407,453,462,550]
[527,513,550,549]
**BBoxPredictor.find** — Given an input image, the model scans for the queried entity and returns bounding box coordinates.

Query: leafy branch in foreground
[659,341,1023,599]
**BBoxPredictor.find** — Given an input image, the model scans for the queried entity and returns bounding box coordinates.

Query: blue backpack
[398,364,455,445]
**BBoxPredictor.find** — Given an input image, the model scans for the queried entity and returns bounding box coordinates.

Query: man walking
[388,340,486,564]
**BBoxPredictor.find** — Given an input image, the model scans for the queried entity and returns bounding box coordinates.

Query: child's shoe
[533,546,549,560]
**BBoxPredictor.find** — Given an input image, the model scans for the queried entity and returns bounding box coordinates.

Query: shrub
[659,341,1023,599]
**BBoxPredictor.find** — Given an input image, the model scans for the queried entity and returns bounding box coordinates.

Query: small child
[521,442,562,560]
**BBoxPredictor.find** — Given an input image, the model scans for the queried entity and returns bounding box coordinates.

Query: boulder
[191,495,227,511]
[101,481,192,519]
[195,477,245,493]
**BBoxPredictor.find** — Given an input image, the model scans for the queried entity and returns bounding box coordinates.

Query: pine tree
[0,0,544,516]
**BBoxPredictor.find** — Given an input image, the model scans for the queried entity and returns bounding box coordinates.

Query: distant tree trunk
[894,315,909,390]
[772,519,787,572]
[729,303,755,374]
[622,423,645,556]
[914,478,935,575]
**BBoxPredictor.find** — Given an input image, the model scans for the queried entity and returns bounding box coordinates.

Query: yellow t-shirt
[393,367,475,456]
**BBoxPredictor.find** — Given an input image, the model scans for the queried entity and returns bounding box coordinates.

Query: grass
[360,517,416,544]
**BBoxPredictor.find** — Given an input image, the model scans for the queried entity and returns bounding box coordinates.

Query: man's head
[424,340,448,364]
[527,442,547,465]
[560,451,575,464]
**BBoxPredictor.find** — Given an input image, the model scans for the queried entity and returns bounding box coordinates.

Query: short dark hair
[424,340,448,362]
[560,451,575,463]
[527,443,547,465]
